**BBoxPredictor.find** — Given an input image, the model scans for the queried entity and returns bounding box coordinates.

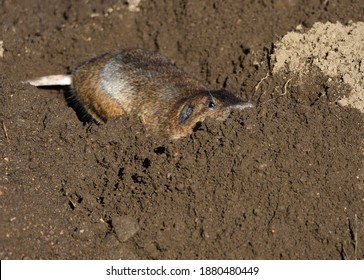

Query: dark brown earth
[1,0,363,260]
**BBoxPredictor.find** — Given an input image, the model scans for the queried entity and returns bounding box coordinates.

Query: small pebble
[112,215,139,242]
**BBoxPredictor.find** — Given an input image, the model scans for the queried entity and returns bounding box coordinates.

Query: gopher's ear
[179,103,195,124]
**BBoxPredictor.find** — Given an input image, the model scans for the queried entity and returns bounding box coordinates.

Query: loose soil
[1,0,363,259]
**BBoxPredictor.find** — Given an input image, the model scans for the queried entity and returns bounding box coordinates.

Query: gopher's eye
[207,101,215,109]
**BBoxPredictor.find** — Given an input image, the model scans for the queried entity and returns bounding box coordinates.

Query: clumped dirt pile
[1,0,363,259]
[272,21,364,112]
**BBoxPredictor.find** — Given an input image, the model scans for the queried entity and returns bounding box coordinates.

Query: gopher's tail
[24,75,72,86]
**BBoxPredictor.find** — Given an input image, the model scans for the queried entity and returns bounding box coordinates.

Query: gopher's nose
[230,101,254,111]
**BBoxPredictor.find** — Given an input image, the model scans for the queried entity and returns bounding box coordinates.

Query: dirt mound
[272,21,364,112]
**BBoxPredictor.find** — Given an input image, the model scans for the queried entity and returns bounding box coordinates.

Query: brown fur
[69,49,251,139]
[71,54,125,122]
